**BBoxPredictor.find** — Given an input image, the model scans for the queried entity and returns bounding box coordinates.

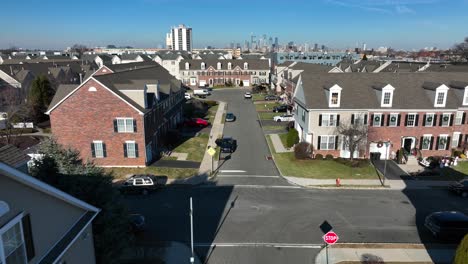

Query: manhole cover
[265,156,273,160]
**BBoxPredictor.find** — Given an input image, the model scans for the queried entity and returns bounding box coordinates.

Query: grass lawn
[262,125,286,131]
[173,133,209,162]
[258,112,277,120]
[206,104,219,124]
[252,93,266,101]
[104,167,198,180]
[278,133,289,148]
[273,152,379,179]
[255,102,280,112]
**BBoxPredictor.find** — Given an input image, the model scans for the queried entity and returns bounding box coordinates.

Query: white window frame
[380,85,395,107]
[441,113,451,127]
[116,118,134,133]
[373,113,382,127]
[389,113,398,127]
[434,85,449,107]
[452,132,461,148]
[438,134,449,150]
[322,113,338,127]
[301,109,305,122]
[243,62,248,70]
[421,134,432,150]
[406,113,417,127]
[93,140,104,158]
[463,87,468,106]
[328,85,342,107]
[125,141,136,158]
[425,113,435,127]
[227,62,232,70]
[0,213,27,264]
[455,111,464,125]
[217,62,221,70]
[320,135,336,150]
[354,113,367,126]
[185,62,189,70]
[201,62,205,70]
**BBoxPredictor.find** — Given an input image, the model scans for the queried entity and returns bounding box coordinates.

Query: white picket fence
[12,122,34,129]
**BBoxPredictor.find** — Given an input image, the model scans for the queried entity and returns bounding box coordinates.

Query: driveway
[373,160,409,180]
[208,89,289,186]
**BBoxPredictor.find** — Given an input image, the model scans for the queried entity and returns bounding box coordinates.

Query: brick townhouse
[292,72,468,159]
[179,59,270,87]
[46,65,185,167]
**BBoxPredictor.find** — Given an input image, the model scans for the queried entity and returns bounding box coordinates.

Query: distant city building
[314,43,318,51]
[167,24,192,51]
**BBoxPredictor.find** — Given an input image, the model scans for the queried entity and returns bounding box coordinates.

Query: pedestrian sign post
[207,146,216,174]
[322,230,339,264]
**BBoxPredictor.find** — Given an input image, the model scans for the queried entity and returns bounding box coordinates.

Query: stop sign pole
[323,231,339,264]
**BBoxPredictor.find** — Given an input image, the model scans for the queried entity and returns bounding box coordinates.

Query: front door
[403,138,412,153]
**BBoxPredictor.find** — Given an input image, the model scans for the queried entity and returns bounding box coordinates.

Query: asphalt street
[208,89,289,186]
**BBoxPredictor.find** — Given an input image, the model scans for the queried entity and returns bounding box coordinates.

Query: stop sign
[323,231,339,245]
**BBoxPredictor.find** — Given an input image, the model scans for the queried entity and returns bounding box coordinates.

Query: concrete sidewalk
[284,176,453,190]
[270,134,293,153]
[315,244,455,264]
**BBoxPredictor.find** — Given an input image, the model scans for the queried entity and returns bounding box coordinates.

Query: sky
[1,0,468,50]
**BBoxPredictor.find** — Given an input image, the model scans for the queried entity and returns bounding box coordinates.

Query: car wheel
[277,119,281,122]
[142,189,149,195]
[462,192,468,198]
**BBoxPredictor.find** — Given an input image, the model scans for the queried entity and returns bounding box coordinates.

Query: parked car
[273,105,289,113]
[215,137,237,153]
[185,93,191,100]
[194,89,210,96]
[184,118,209,127]
[225,112,236,122]
[449,179,468,197]
[264,95,278,101]
[273,114,294,122]
[425,211,468,241]
[129,214,145,232]
[119,175,159,195]
[244,92,252,99]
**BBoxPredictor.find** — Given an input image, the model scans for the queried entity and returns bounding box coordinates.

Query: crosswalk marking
[194,242,322,249]
[219,170,246,173]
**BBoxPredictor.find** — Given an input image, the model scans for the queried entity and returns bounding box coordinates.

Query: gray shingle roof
[47,84,78,112]
[289,62,334,72]
[299,72,468,110]
[0,145,30,168]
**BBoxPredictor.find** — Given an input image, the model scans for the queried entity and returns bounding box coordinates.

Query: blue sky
[1,0,468,50]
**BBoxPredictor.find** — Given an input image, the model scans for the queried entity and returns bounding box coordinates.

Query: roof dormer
[217,62,222,70]
[201,62,206,70]
[449,81,468,106]
[227,62,232,70]
[325,84,343,108]
[244,62,248,70]
[185,62,190,70]
[378,84,395,107]
[434,85,449,107]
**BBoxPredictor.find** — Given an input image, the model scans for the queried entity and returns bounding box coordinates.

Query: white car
[273,114,294,122]
[184,93,191,100]
[244,92,252,99]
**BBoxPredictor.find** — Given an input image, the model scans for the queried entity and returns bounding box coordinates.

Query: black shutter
[335,136,339,150]
[404,114,408,126]
[397,114,401,126]
[351,114,355,125]
[113,120,118,132]
[317,136,321,150]
[446,136,451,150]
[436,136,440,150]
[319,114,322,126]
[439,114,443,126]
[420,136,423,150]
[22,214,35,261]
[423,114,427,126]
[415,114,419,126]
[430,136,434,150]
[459,134,463,148]
[123,143,128,157]
[381,114,385,126]
[91,143,96,158]
[463,112,466,124]
[336,115,340,126]
[364,114,368,125]
[450,114,454,126]
[387,114,390,126]
[133,119,137,132]
[370,114,374,126]
[433,114,437,126]
[135,143,139,158]
[103,143,107,158]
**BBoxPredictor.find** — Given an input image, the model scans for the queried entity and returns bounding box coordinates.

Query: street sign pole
[190,197,194,264]
[211,155,213,175]
[383,142,390,186]
[326,244,329,264]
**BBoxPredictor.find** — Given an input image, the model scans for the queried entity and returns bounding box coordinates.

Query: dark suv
[119,175,159,195]
[425,211,468,241]
[264,95,278,101]
[449,179,468,197]
[215,137,237,153]
[273,105,289,113]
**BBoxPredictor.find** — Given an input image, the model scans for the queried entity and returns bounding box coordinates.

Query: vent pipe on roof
[10,66,13,75]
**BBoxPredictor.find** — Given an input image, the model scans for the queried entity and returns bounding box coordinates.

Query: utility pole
[190,197,194,263]
[383,142,390,186]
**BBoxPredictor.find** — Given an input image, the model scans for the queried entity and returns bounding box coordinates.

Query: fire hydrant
[336,178,341,187]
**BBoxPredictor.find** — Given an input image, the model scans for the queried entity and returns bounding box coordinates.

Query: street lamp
[190,197,194,263]
[382,142,390,186]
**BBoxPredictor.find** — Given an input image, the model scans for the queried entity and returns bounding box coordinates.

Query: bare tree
[335,119,368,161]
[454,37,468,61]
[0,86,30,146]
[71,44,88,55]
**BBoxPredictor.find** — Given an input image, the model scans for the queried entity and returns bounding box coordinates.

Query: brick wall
[50,78,146,167]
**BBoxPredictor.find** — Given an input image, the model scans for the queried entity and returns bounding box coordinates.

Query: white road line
[194,242,323,249]
[217,175,279,178]
[219,170,246,173]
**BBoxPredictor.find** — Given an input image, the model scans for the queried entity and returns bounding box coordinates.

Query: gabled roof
[0,145,30,168]
[47,84,78,112]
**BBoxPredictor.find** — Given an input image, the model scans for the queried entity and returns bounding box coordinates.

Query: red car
[184,118,209,127]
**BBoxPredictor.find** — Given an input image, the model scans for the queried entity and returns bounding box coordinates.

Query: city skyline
[1,0,468,50]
